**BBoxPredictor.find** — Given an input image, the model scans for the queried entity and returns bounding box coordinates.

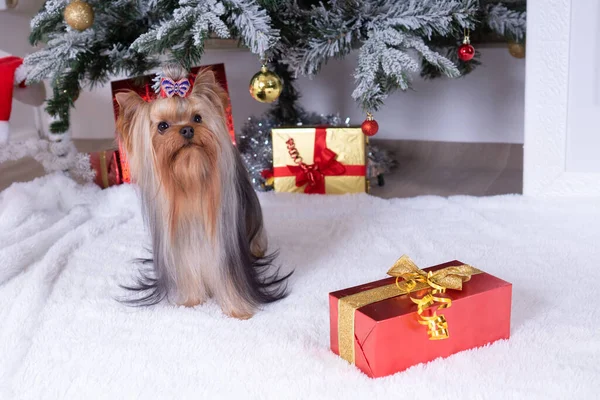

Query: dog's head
[115,65,230,191]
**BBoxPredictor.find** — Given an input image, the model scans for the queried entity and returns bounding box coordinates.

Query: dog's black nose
[179,126,194,139]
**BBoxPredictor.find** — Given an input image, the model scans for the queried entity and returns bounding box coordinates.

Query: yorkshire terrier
[115,65,290,319]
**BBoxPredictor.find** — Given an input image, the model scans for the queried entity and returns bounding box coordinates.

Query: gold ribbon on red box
[337,255,481,364]
[89,150,124,189]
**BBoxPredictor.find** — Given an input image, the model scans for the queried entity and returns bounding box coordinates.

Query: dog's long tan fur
[115,65,290,318]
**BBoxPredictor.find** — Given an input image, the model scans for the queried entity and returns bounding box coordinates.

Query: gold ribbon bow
[387,255,480,340]
[337,255,481,364]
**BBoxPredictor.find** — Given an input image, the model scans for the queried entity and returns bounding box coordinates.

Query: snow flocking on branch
[21,0,487,137]
[132,1,230,52]
[224,0,279,57]
[24,29,96,84]
[29,0,67,31]
[367,0,476,37]
[292,4,360,76]
[486,3,526,41]
[349,0,475,112]
[403,35,459,78]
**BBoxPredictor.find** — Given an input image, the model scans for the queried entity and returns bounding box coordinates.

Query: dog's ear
[115,90,145,115]
[191,69,229,111]
[192,68,217,91]
[115,91,145,151]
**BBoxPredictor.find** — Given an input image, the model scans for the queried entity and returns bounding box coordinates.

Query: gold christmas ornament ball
[64,0,95,31]
[508,41,525,59]
[249,65,283,103]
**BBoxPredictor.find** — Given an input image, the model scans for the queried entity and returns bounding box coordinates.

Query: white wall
[566,0,600,173]
[523,0,600,196]
[293,48,525,143]
[2,4,526,144]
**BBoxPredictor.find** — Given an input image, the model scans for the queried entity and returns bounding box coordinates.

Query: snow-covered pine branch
[29,0,68,44]
[486,3,526,41]
[403,35,460,78]
[224,0,279,57]
[24,29,95,84]
[292,3,361,76]
[131,0,230,64]
[350,0,475,111]
[368,0,477,37]
[352,29,415,112]
[22,0,484,135]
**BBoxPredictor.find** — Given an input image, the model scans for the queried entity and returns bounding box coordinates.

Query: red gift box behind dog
[88,150,124,188]
[329,257,512,378]
[111,63,235,183]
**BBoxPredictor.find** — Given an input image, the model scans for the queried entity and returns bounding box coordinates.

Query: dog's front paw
[179,299,206,308]
[225,309,254,320]
[218,286,257,319]
[177,292,208,308]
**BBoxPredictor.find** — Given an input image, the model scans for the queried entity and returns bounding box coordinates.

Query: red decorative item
[458,29,475,62]
[361,113,379,136]
[329,259,512,378]
[260,169,274,180]
[274,127,365,194]
[458,43,475,61]
[88,150,124,189]
[0,56,24,143]
[111,63,235,183]
[260,168,275,187]
[283,135,347,194]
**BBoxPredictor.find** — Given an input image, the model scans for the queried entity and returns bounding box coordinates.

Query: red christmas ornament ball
[458,44,475,61]
[361,118,379,136]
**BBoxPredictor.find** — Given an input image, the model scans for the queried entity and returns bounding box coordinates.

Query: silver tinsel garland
[237,111,396,191]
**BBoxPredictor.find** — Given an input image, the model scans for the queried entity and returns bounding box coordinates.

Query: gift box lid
[330,260,511,322]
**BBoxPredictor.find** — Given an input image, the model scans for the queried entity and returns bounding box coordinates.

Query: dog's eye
[193,114,202,123]
[157,122,169,133]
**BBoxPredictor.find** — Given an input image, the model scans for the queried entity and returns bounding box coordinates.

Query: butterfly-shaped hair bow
[160,77,191,98]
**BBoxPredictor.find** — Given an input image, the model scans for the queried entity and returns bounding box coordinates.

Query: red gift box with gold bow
[271,126,367,194]
[329,255,512,378]
[110,63,235,183]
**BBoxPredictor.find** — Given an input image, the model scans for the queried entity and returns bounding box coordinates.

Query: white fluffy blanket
[1,174,598,399]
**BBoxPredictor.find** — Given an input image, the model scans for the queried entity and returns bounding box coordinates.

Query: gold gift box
[272,127,367,194]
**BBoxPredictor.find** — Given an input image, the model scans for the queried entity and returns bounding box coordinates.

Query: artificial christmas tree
[22,1,526,138]
[14,0,526,185]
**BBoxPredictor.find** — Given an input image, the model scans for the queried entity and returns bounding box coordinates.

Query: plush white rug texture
[0,174,599,399]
